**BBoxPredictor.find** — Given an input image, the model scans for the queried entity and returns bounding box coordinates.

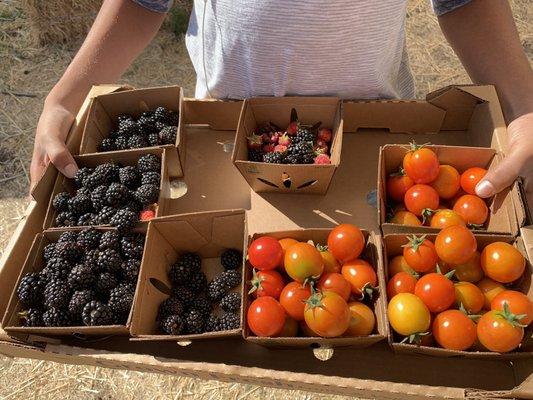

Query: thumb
[475,153,522,198]
[45,137,78,179]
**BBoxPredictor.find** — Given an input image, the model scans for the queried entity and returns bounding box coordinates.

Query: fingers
[46,136,79,179]
[475,150,525,198]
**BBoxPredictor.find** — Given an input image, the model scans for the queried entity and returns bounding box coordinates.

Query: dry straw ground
[0,0,531,399]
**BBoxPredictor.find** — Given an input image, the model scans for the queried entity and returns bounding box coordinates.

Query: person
[30,0,532,207]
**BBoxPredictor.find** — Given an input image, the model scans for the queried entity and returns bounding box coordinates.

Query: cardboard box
[130,209,245,341]
[378,145,520,235]
[79,85,184,177]
[242,229,388,351]
[232,97,342,195]
[382,232,533,359]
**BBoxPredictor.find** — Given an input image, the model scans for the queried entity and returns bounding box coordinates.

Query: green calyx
[400,331,429,345]
[402,234,427,252]
[435,264,455,280]
[421,208,436,224]
[497,302,527,328]
[247,269,263,295]
[316,244,328,252]
[304,291,326,311]
[458,303,481,321]
[359,282,378,301]
[468,223,484,230]
[389,167,407,178]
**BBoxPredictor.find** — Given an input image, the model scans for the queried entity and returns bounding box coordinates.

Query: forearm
[438,0,533,122]
[47,0,166,114]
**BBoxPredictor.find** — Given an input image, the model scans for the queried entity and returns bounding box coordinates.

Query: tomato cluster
[246,224,378,338]
[387,227,530,353]
[386,144,489,229]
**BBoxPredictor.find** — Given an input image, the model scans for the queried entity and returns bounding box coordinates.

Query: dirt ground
[0,0,531,399]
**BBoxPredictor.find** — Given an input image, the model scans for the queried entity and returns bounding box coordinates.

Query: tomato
[480,242,525,283]
[317,246,341,273]
[327,224,365,263]
[402,146,440,184]
[404,184,440,216]
[387,272,417,298]
[477,310,524,353]
[276,316,298,337]
[341,259,377,297]
[344,302,375,336]
[304,291,350,337]
[491,290,533,326]
[284,242,324,283]
[279,281,312,321]
[477,277,505,309]
[454,281,484,313]
[247,296,286,337]
[453,194,488,226]
[318,272,351,301]
[248,236,283,271]
[430,165,460,199]
[278,238,298,272]
[387,173,414,203]
[249,269,285,299]
[388,293,431,336]
[433,310,477,351]
[402,235,438,273]
[390,211,422,226]
[460,167,487,195]
[454,251,484,283]
[299,320,318,336]
[435,225,477,265]
[414,272,455,313]
[388,255,416,276]
[429,209,466,229]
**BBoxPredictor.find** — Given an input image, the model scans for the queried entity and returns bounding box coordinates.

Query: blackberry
[58,231,78,244]
[46,256,71,272]
[94,163,120,184]
[40,264,69,282]
[138,113,158,133]
[220,292,241,312]
[17,273,43,307]
[141,171,161,187]
[287,142,314,164]
[95,272,119,296]
[52,192,71,212]
[219,313,240,330]
[117,114,133,127]
[108,283,135,316]
[77,213,98,226]
[106,182,130,206]
[220,270,241,289]
[134,184,159,205]
[76,228,101,250]
[99,138,116,152]
[43,243,56,262]
[54,241,83,263]
[43,307,71,327]
[119,166,140,189]
[188,271,208,293]
[121,199,143,213]
[262,151,285,164]
[117,117,138,136]
[293,126,316,144]
[82,171,107,189]
[205,314,221,332]
[114,135,129,150]
[168,262,192,285]
[43,279,71,309]
[110,209,138,233]
[67,264,95,289]
[159,126,177,145]
[220,249,242,270]
[74,167,93,188]
[99,230,120,251]
[97,249,122,273]
[248,149,264,162]
[153,106,178,125]
[184,309,205,334]
[68,194,92,216]
[68,289,97,316]
[177,253,201,271]
[155,121,167,131]
[128,134,148,149]
[160,314,184,335]
[83,249,100,269]
[206,278,227,302]
[95,206,116,225]
[120,234,145,259]
[55,211,77,227]
[137,154,161,173]
[120,258,140,282]
[148,132,160,146]
[108,130,120,140]
[91,185,108,210]
[172,286,196,308]
[158,297,184,320]
[77,187,92,198]
[189,296,212,316]
[82,301,114,326]
[20,308,43,327]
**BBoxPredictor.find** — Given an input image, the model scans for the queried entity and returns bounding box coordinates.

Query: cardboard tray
[382,232,533,359]
[130,209,246,341]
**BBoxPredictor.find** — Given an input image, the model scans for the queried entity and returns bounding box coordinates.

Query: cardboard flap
[211,214,247,250]
[183,99,244,131]
[30,163,58,204]
[153,220,209,253]
[426,86,484,131]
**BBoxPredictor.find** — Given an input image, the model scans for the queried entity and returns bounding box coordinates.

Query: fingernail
[476,180,495,197]
[64,164,78,178]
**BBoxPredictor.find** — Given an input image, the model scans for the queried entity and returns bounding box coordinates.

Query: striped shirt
[134,0,471,99]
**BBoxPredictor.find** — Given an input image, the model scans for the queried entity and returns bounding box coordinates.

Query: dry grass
[0,0,531,398]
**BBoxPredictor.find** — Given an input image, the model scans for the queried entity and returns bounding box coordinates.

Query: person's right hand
[29,100,78,192]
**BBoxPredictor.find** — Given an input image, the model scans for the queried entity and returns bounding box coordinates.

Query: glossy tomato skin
[304,291,350,337]
[477,310,524,353]
[454,281,484,313]
[429,209,466,229]
[454,251,484,283]
[278,238,298,272]
[403,147,440,184]
[279,281,312,321]
[387,271,417,299]
[341,259,377,296]
[491,290,533,326]
[344,302,375,336]
[453,194,488,225]
[251,269,285,299]
[403,238,438,273]
[388,255,416,276]
[299,320,319,336]
[480,242,525,283]
[276,316,298,337]
[327,224,365,263]
[387,174,414,203]
[404,184,440,216]
[284,242,324,282]
[248,237,283,271]
[433,310,477,351]
[430,165,461,199]
[247,296,286,337]
[390,211,421,226]
[318,248,341,273]
[388,293,431,336]
[414,273,455,313]
[477,277,505,309]
[460,167,487,195]
[435,225,477,265]
[318,272,351,301]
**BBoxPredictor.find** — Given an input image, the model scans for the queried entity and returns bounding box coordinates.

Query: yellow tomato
[387,293,431,336]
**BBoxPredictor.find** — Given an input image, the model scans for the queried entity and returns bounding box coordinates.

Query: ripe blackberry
[95,272,119,297]
[99,138,116,152]
[91,185,108,211]
[172,286,196,308]
[141,171,161,187]
[188,271,208,293]
[220,313,240,330]
[205,314,221,332]
[95,163,120,184]
[68,194,92,216]
[17,273,43,307]
[77,187,92,198]
[99,230,120,251]
[206,278,227,302]
[43,243,56,262]
[82,170,107,189]
[153,106,179,125]
[220,270,241,289]
[97,249,122,273]
[117,116,138,136]
[287,142,314,164]
[114,135,129,150]
[110,209,138,233]
[40,264,69,282]
[168,262,192,285]
[95,206,116,225]
[148,132,160,146]
[128,134,148,149]
[158,297,184,320]
[137,154,161,173]
[58,231,78,244]
[43,279,71,309]
[120,234,145,259]
[68,289,97,316]
[43,307,71,327]
[177,253,201,270]
[52,192,71,212]
[54,241,83,263]
[74,167,93,188]
[119,166,140,189]
[20,308,43,327]
[138,113,158,133]
[68,264,95,289]
[159,126,177,145]
[220,292,241,312]
[83,249,100,269]
[46,255,71,271]
[134,184,159,205]
[293,126,316,144]
[248,149,264,162]
[106,182,130,206]
[262,151,285,164]
[55,211,77,227]
[82,301,114,326]
[184,309,205,334]
[220,249,242,270]
[160,314,184,335]
[120,258,140,282]
[77,213,98,226]
[189,296,212,317]
[155,121,167,131]
[121,199,143,213]
[76,228,101,250]
[108,283,135,316]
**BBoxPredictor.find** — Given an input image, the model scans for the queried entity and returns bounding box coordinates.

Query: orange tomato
[299,320,319,336]
[403,235,438,273]
[403,146,440,184]
[460,167,487,195]
[433,310,477,351]
[388,255,417,276]
[279,281,312,321]
[390,210,422,226]
[414,272,455,313]
[387,271,417,298]
[276,316,298,337]
[429,209,466,229]
[477,310,524,353]
[344,302,375,336]
[435,225,477,265]
[341,259,377,297]
[480,242,525,283]
[477,277,505,309]
[491,290,533,326]
[387,173,414,203]
[454,281,484,313]
[404,184,440,216]
[318,272,351,301]
[453,194,488,225]
[317,246,341,273]
[454,251,484,283]
[284,242,324,283]
[430,165,460,199]
[327,224,365,264]
[304,291,350,337]
[278,238,298,272]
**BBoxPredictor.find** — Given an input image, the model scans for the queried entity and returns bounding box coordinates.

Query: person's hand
[475,112,533,208]
[29,100,78,192]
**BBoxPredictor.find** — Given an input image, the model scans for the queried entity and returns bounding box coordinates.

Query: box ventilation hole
[149,278,172,295]
[282,172,291,188]
[257,178,279,188]
[169,179,188,199]
[297,180,318,189]
[312,346,334,361]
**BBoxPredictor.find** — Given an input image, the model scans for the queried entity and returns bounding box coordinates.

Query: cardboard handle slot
[149,278,172,296]
[297,180,318,189]
[257,178,279,188]
[282,173,291,188]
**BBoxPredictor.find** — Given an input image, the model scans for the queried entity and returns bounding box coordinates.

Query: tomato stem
[388,167,406,178]
[248,269,264,295]
[421,208,435,224]
[401,234,427,252]
[497,302,528,328]
[400,331,430,345]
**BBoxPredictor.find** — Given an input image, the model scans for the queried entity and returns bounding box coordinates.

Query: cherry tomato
[429,209,466,229]
[477,277,505,309]
[344,302,375,336]
[341,259,377,297]
[304,291,350,337]
[388,293,431,336]
[387,271,417,298]
[247,296,286,337]
[403,235,438,273]
[453,194,488,225]
[433,310,477,351]
[404,184,440,216]
[276,316,298,337]
[477,310,524,353]
[454,281,484,313]
[278,238,298,272]
[327,224,365,263]
[284,242,324,283]
[279,281,312,321]
[317,246,341,273]
[454,251,484,283]
[248,236,283,271]
[460,167,487,195]
[249,269,285,299]
[414,272,455,313]
[318,272,351,301]
[491,290,533,326]
[390,211,421,226]
[430,165,460,199]
[299,320,318,336]
[435,225,477,265]
[480,242,525,283]
[388,255,417,276]
[387,173,414,203]
[403,146,440,184]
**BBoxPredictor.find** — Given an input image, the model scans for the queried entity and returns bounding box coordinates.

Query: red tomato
[433,310,477,351]
[247,296,286,337]
[402,235,438,273]
[284,242,324,283]
[341,259,377,297]
[344,302,376,336]
[430,165,460,199]
[304,291,350,337]
[403,146,440,184]
[404,184,440,216]
[390,211,422,226]
[276,317,298,337]
[477,277,505,310]
[278,238,298,272]
[318,272,351,301]
[460,167,487,195]
[429,209,466,229]
[414,272,455,313]
[480,242,525,283]
[435,225,477,265]
[387,271,417,298]
[387,173,414,203]
[327,224,365,263]
[279,281,312,321]
[477,310,524,353]
[454,281,484,314]
[388,255,417,276]
[491,290,533,326]
[317,246,341,273]
[453,194,488,225]
[249,269,285,299]
[248,237,283,271]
